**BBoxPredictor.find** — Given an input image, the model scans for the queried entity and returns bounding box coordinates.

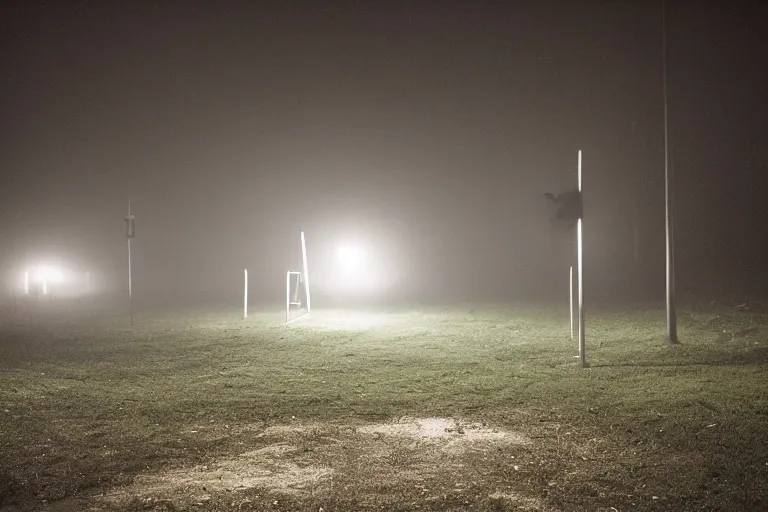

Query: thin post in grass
[577,149,586,367]
[285,271,291,323]
[243,269,248,319]
[301,231,311,313]
[128,235,132,326]
[125,198,135,327]
[569,265,574,339]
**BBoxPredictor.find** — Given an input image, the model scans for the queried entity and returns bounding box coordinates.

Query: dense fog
[2,1,766,308]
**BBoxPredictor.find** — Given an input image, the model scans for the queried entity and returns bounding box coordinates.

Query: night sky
[2,1,766,305]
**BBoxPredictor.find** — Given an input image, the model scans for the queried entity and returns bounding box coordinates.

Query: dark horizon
[2,1,767,306]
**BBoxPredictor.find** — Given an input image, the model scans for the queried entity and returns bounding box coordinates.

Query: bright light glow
[34,266,65,283]
[336,244,367,272]
[23,266,66,295]
[325,242,378,294]
[310,230,402,298]
[20,264,84,296]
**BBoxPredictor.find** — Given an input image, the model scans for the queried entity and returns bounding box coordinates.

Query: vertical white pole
[128,198,133,327]
[285,271,291,323]
[300,231,311,312]
[128,239,132,300]
[569,265,574,339]
[42,279,47,295]
[577,150,586,367]
[243,269,248,319]
[128,238,133,325]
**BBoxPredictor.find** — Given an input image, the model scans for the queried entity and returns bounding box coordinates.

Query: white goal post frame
[285,271,305,323]
[285,230,312,324]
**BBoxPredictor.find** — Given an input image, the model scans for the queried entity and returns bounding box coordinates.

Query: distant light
[23,265,66,295]
[336,244,367,272]
[35,266,65,283]
[313,234,398,297]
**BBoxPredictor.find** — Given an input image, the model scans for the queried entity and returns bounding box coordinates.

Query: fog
[2,1,767,308]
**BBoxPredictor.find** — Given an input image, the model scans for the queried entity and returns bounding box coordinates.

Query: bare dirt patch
[100,440,332,509]
[357,416,530,455]
[98,417,532,509]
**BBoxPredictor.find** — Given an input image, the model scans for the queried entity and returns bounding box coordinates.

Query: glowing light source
[23,265,66,295]
[35,266,64,283]
[336,244,367,272]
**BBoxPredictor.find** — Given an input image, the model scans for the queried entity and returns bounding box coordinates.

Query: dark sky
[1,1,766,304]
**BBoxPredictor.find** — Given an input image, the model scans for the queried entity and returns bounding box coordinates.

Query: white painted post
[127,198,134,327]
[570,265,574,339]
[577,150,586,367]
[285,271,291,323]
[243,269,248,319]
[128,236,132,324]
[301,231,311,313]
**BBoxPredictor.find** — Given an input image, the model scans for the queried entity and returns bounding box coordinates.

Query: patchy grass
[0,301,767,511]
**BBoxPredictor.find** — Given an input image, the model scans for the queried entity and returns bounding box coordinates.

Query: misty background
[1,1,766,307]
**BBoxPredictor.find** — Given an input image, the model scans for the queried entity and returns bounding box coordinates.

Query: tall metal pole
[663,0,678,343]
[243,269,248,319]
[300,231,311,313]
[577,150,586,367]
[569,265,574,339]
[285,271,292,323]
[127,198,134,326]
[128,237,133,325]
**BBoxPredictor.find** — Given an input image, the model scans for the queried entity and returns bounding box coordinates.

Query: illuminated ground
[0,302,766,511]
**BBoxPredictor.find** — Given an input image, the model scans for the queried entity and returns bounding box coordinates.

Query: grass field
[1,301,767,511]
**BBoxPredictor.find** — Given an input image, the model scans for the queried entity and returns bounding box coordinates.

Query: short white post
[301,231,311,312]
[243,269,248,319]
[569,265,574,339]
